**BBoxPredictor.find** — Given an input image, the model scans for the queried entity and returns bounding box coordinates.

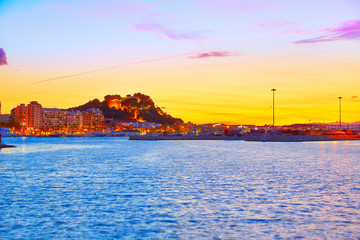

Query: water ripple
[1,138,360,239]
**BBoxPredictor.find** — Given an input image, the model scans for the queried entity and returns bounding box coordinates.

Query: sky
[0,0,359,125]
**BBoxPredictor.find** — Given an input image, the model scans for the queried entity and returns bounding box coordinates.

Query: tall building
[11,104,26,126]
[42,109,83,130]
[43,108,67,129]
[82,108,104,129]
[25,101,43,129]
[11,101,104,132]
[66,110,83,129]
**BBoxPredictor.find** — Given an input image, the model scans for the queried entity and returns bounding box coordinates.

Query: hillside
[68,93,183,125]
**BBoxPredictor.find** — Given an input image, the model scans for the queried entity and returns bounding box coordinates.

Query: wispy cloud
[294,19,360,44]
[0,48,7,66]
[19,51,199,86]
[134,23,206,40]
[189,51,241,59]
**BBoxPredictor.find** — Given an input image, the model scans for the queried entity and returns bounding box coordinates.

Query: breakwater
[129,135,244,140]
[244,134,335,142]
[129,134,338,142]
[0,143,16,149]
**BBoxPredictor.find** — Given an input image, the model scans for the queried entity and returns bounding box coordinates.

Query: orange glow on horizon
[1,47,359,125]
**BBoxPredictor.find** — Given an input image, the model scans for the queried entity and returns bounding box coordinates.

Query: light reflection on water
[1,138,360,239]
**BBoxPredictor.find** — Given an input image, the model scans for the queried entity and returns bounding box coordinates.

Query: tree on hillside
[104,95,122,102]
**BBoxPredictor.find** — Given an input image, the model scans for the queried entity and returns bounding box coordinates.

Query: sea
[1,137,360,239]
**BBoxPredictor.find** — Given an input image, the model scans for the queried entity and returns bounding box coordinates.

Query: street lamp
[271,88,276,130]
[338,96,342,129]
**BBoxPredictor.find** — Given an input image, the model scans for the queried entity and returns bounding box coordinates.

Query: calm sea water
[1,137,360,239]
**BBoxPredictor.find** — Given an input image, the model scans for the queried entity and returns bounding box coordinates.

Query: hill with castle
[68,93,183,125]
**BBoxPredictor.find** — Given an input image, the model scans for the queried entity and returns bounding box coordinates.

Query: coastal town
[1,98,359,141]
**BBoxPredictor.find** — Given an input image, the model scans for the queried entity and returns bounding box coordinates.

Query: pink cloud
[189,51,241,59]
[294,19,360,44]
[0,48,7,66]
[134,23,205,40]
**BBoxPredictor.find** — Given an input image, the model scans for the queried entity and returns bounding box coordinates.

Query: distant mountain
[68,93,183,125]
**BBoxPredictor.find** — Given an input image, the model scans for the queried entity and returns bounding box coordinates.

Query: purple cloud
[294,19,360,44]
[189,51,240,59]
[134,23,205,40]
[0,48,7,66]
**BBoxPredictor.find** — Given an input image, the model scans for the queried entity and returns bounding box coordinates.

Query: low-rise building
[1,114,11,123]
[224,125,246,136]
[122,129,141,136]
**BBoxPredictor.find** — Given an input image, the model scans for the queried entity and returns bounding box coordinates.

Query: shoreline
[2,134,359,142]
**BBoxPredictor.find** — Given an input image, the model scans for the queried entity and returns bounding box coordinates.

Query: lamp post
[271,88,276,130]
[338,96,342,129]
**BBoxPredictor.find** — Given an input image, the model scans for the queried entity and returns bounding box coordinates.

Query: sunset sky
[1,0,359,125]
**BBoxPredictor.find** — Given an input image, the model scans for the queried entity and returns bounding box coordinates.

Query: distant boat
[95,132,106,137]
[0,128,16,137]
[49,132,67,137]
[81,132,96,137]
[106,130,126,137]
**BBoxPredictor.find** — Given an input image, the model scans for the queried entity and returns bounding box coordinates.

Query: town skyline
[1,94,358,127]
[1,0,359,125]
